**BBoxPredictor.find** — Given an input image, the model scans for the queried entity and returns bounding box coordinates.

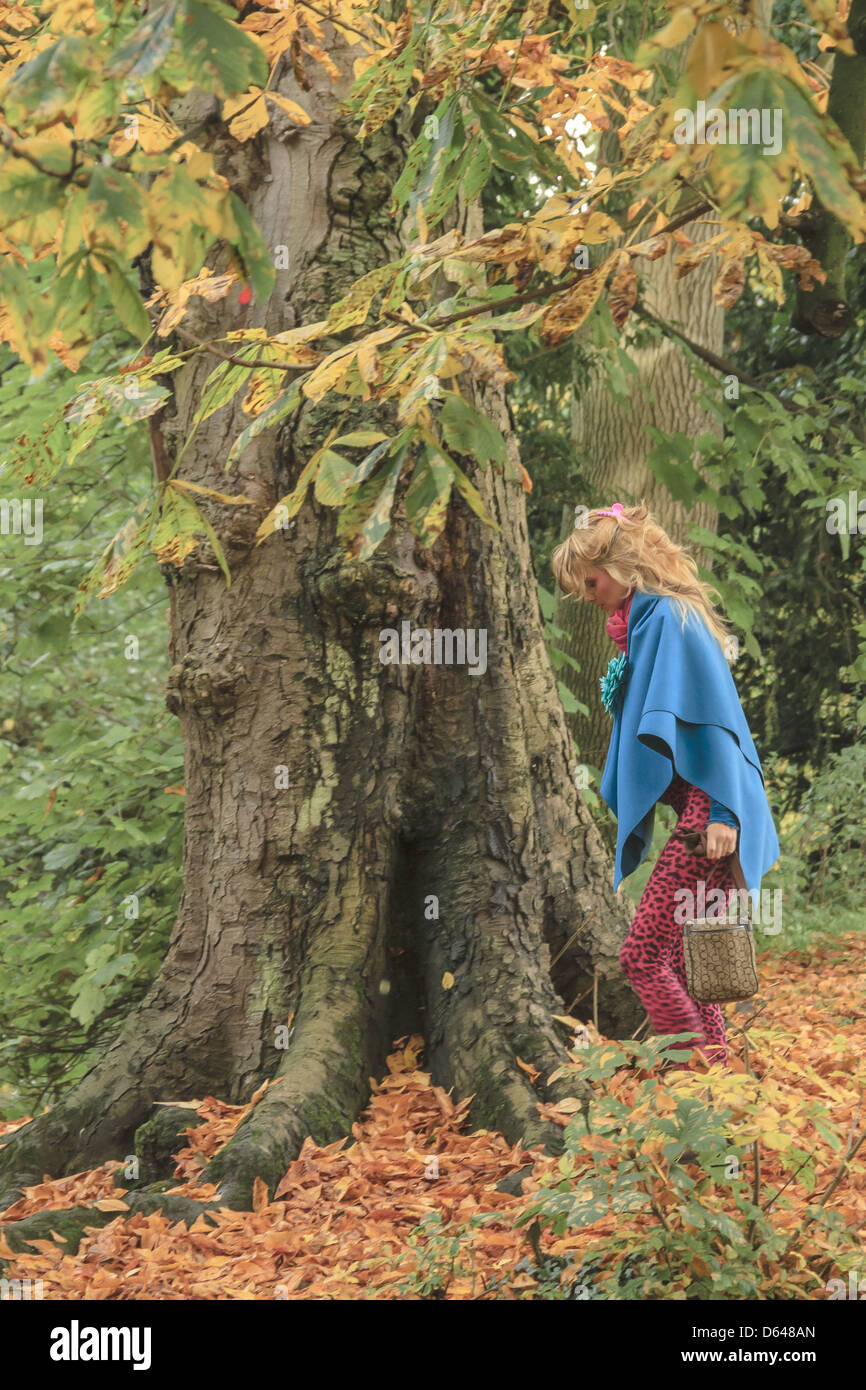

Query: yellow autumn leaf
[224,89,270,142]
[301,43,340,82]
[152,532,198,567]
[45,0,102,34]
[48,330,90,372]
[539,254,615,346]
[302,346,360,403]
[636,6,698,63]
[325,265,395,334]
[356,338,382,388]
[151,268,237,335]
[223,320,328,349]
[241,372,282,417]
[581,211,624,244]
[109,110,183,158]
[170,480,254,507]
[264,91,312,126]
[442,972,455,989]
[241,10,297,65]
[685,22,741,99]
[713,256,746,309]
[223,88,312,143]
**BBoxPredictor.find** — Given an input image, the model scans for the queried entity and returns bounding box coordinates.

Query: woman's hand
[706,822,737,859]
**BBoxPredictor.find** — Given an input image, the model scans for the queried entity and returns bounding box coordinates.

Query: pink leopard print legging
[619,774,734,1067]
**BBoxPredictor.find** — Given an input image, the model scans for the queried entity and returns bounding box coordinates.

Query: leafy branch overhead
[1,0,865,596]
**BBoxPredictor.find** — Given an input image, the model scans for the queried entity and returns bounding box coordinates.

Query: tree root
[0,1187,224,1262]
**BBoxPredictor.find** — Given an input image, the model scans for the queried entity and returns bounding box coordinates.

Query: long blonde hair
[551,501,732,650]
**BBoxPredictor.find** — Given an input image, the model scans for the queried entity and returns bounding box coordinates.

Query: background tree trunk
[0,16,640,1217]
[554,5,782,769]
[556,220,725,769]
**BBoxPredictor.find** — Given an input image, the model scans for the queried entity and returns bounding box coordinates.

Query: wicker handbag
[674,826,759,1004]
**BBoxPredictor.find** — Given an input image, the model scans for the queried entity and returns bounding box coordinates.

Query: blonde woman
[552,502,779,1069]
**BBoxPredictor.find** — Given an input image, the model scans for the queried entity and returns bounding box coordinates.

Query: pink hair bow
[596,503,624,518]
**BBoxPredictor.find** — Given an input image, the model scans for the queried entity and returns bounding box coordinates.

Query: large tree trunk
[0,16,640,1219]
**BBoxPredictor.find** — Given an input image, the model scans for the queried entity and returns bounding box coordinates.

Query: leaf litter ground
[1,932,863,1299]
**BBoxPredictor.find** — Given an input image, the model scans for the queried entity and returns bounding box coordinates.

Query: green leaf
[325,267,396,334]
[314,449,356,505]
[226,192,276,302]
[392,94,457,212]
[405,448,453,547]
[166,0,269,96]
[417,427,497,528]
[105,0,179,80]
[225,379,302,467]
[330,431,390,449]
[345,434,404,488]
[463,138,492,201]
[2,35,99,127]
[152,482,232,585]
[700,69,866,237]
[43,841,80,870]
[441,454,497,528]
[274,450,323,524]
[85,168,151,258]
[469,88,571,185]
[95,254,151,341]
[351,452,406,558]
[191,357,254,431]
[439,391,506,469]
[70,980,106,1028]
[557,680,588,716]
[337,442,410,557]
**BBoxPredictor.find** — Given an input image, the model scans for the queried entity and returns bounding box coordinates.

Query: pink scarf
[605,590,634,654]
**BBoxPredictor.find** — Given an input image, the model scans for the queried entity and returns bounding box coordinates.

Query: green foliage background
[0,334,184,1119]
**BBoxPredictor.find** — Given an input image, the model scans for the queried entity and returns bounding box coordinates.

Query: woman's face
[581,566,632,615]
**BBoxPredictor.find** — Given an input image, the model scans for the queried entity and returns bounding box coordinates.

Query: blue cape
[599,590,779,895]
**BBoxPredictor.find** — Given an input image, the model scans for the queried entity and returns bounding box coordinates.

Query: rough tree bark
[0,17,641,1229]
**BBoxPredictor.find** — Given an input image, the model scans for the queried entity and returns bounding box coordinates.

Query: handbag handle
[672,825,751,918]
